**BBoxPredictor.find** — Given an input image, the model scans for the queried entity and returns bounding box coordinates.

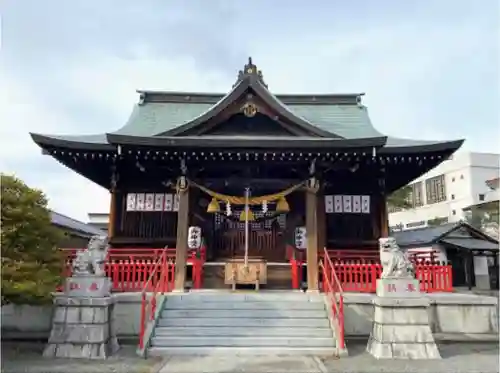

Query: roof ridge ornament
[233,57,268,88]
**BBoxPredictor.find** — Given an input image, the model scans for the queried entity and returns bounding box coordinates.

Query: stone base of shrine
[366,279,441,360]
[43,296,119,359]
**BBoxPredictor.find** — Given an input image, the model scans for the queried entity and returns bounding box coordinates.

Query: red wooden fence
[289,247,453,293]
[59,247,206,292]
[60,246,452,293]
[331,262,452,293]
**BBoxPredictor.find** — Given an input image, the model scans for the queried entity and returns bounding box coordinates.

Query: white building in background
[389,152,500,231]
[87,212,109,232]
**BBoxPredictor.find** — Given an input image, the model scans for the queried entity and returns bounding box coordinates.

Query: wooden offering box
[224,257,267,290]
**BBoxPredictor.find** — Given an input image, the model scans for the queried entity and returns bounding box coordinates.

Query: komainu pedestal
[44,235,119,359]
[43,293,119,359]
[366,237,441,359]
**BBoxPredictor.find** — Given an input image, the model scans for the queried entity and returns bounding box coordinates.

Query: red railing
[330,262,452,292]
[287,247,453,293]
[190,245,206,290]
[319,249,452,293]
[324,248,440,264]
[60,246,206,292]
[287,245,303,289]
[320,247,345,351]
[138,248,175,350]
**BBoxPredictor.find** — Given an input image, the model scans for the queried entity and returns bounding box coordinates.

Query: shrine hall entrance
[194,190,306,290]
[211,207,287,263]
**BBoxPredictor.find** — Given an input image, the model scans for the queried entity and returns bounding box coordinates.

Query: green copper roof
[31,99,463,153]
[111,101,380,139]
[112,103,213,137]
[288,104,381,139]
[30,57,464,154]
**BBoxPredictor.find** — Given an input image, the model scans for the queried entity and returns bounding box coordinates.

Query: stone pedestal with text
[44,235,119,359]
[366,278,441,359]
[43,277,119,359]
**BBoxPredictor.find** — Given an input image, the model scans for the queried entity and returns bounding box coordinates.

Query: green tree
[1,174,64,305]
[387,185,413,210]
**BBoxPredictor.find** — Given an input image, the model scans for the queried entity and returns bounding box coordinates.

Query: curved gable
[156,58,342,138]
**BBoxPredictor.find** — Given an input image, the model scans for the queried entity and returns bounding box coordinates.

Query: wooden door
[212,210,287,262]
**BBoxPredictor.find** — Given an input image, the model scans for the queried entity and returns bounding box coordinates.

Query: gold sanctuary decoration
[239,207,255,222]
[188,179,305,214]
[242,102,258,118]
[276,197,290,213]
[207,197,220,213]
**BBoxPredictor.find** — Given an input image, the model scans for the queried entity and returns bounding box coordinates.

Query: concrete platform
[342,291,498,342]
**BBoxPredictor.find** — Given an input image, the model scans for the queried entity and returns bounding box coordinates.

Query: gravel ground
[2,341,499,373]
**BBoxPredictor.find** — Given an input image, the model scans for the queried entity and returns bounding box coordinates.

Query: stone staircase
[147,292,338,356]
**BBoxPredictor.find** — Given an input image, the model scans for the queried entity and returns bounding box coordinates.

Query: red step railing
[138,248,175,350]
[320,247,345,351]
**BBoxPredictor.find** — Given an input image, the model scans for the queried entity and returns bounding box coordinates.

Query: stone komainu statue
[379,237,415,279]
[72,235,109,277]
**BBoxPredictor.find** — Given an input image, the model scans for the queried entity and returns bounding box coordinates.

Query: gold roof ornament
[242,102,258,118]
[233,57,268,88]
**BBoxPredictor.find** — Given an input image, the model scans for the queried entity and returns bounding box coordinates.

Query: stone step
[164,301,324,310]
[155,326,334,338]
[157,317,330,328]
[147,346,337,356]
[161,309,327,319]
[165,293,323,303]
[150,336,335,348]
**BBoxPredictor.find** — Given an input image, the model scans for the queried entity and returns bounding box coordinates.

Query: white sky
[1,0,498,221]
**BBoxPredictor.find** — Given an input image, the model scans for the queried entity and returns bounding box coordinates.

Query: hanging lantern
[262,200,268,213]
[207,197,220,213]
[276,197,290,213]
[239,208,255,221]
[226,201,232,216]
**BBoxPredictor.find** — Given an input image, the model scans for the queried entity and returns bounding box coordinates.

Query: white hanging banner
[342,195,352,213]
[334,195,343,213]
[188,226,202,249]
[126,193,137,211]
[173,194,180,211]
[136,193,145,211]
[361,195,371,214]
[324,195,334,213]
[145,193,155,211]
[154,193,164,211]
[163,193,173,211]
[295,226,307,249]
[352,195,361,213]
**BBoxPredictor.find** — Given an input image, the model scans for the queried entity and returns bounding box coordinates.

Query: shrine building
[31,58,463,291]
